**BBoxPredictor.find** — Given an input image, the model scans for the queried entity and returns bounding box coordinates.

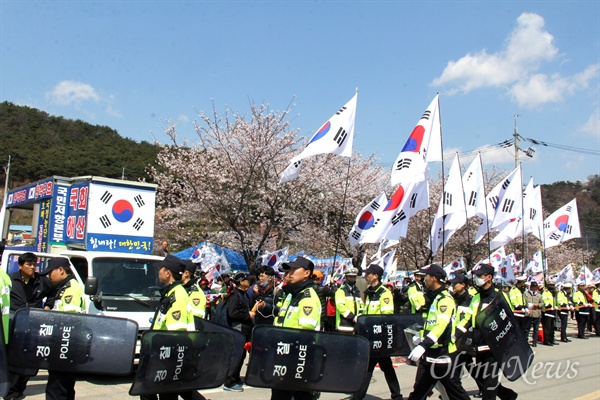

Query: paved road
[14,321,600,400]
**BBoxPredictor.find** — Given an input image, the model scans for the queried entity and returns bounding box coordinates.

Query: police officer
[509,276,527,329]
[541,281,558,346]
[273,256,321,400]
[556,283,573,342]
[6,252,56,400]
[573,282,590,339]
[0,266,10,344]
[468,264,518,400]
[407,265,470,400]
[350,264,402,400]
[143,255,203,400]
[592,282,600,336]
[182,261,206,319]
[407,270,426,314]
[449,273,482,397]
[334,267,363,333]
[41,257,84,400]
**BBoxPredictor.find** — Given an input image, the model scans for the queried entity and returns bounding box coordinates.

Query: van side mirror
[85,277,98,296]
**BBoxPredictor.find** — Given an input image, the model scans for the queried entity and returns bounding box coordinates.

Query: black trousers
[541,314,556,343]
[352,356,402,400]
[523,317,541,344]
[224,348,247,387]
[451,351,482,392]
[46,370,76,400]
[474,351,517,400]
[576,312,589,337]
[558,312,569,341]
[6,372,32,398]
[408,356,470,400]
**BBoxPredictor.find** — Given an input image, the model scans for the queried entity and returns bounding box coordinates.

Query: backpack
[214,294,231,327]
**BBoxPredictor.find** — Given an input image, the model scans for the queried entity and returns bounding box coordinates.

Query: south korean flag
[87,183,156,237]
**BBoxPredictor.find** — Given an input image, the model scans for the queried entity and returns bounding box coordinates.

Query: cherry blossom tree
[149,101,386,268]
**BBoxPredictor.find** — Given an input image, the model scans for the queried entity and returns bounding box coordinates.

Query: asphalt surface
[12,320,600,400]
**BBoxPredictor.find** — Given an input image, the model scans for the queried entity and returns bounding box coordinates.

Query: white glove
[408,345,426,362]
[527,303,533,309]
[412,335,422,346]
[570,306,575,311]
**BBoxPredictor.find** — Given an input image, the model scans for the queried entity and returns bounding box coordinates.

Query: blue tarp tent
[174,242,249,272]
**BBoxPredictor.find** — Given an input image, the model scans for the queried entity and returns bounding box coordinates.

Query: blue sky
[1,1,598,185]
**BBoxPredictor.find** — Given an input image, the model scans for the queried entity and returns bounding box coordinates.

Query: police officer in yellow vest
[406,264,470,400]
[541,281,558,346]
[592,282,600,336]
[350,264,402,400]
[41,257,84,400]
[182,261,206,319]
[556,283,573,342]
[143,255,203,400]
[509,276,527,329]
[468,264,518,400]
[334,267,363,333]
[573,281,590,339]
[273,256,321,400]
[407,270,426,314]
[0,267,10,344]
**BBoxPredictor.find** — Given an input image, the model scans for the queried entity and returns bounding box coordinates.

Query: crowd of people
[1,248,599,400]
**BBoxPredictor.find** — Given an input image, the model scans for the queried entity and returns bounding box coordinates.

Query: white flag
[280,92,357,183]
[260,247,289,268]
[390,94,442,185]
[556,264,574,285]
[576,265,594,286]
[443,257,466,275]
[383,255,398,283]
[542,198,581,249]
[348,192,388,248]
[429,155,467,254]
[381,180,429,241]
[491,165,522,230]
[523,179,543,235]
[462,154,486,219]
[525,250,544,274]
[475,166,520,244]
[495,254,516,284]
[592,268,600,284]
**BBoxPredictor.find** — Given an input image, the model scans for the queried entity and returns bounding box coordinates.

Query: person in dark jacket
[6,252,55,400]
[223,272,255,392]
[252,266,277,325]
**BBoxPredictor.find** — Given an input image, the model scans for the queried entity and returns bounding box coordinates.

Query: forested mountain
[0,101,158,185]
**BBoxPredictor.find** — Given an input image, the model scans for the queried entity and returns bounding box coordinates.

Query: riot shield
[129,330,233,396]
[0,322,8,398]
[475,293,534,381]
[356,313,424,357]
[7,309,137,375]
[245,325,370,393]
[194,317,245,376]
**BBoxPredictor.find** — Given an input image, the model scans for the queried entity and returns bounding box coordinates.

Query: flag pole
[477,153,492,262]
[331,155,353,277]
[437,94,446,266]
[0,155,11,241]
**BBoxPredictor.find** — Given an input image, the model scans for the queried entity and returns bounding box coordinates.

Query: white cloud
[105,105,123,118]
[442,145,516,166]
[46,80,100,105]
[509,64,600,108]
[178,114,190,123]
[580,107,600,138]
[431,13,598,109]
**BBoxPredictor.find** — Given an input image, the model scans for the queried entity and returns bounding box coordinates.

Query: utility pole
[514,114,519,168]
[514,115,529,265]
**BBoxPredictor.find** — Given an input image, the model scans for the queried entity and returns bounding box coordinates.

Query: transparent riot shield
[476,293,534,381]
[7,308,137,375]
[245,325,370,393]
[129,330,233,396]
[356,313,424,357]
[194,317,246,376]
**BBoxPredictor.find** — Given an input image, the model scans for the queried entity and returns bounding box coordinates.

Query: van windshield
[92,257,161,298]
